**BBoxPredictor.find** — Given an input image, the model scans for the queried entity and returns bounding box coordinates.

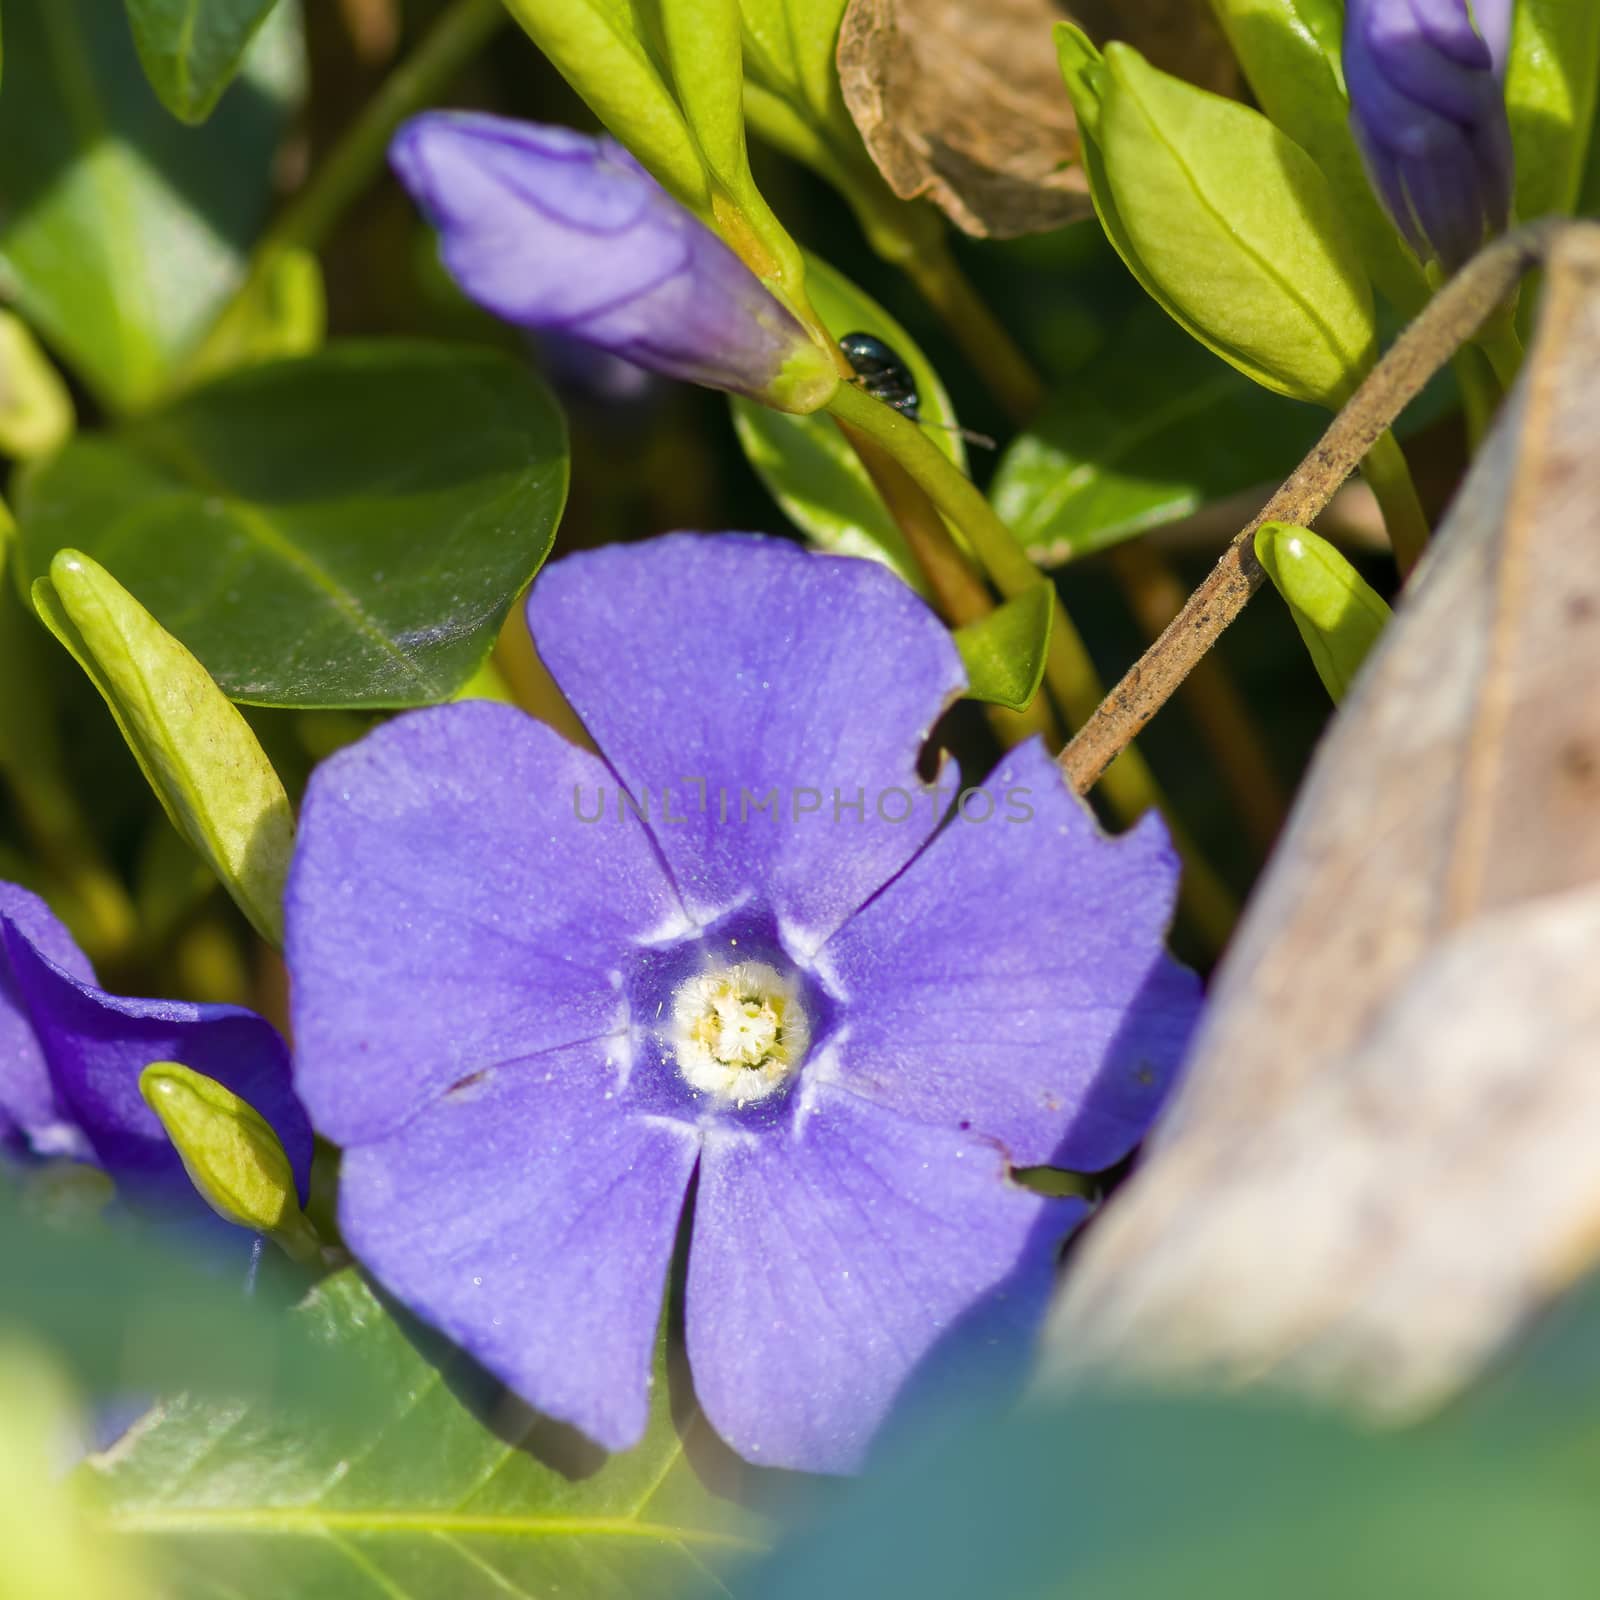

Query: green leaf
[738,0,846,128]
[15,341,570,709]
[124,0,282,124]
[991,304,1323,564]
[1207,0,1429,315]
[93,1268,765,1600]
[661,0,745,184]
[1506,0,1600,223]
[952,585,1052,712]
[0,0,303,411]
[1056,25,1377,410]
[1254,520,1391,701]
[0,307,75,460]
[659,0,809,302]
[181,243,326,386]
[33,549,295,943]
[498,0,714,218]
[738,6,935,276]
[731,252,963,588]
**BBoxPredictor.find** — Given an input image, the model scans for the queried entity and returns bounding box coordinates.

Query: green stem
[743,89,1047,421]
[1477,319,1525,393]
[276,0,507,251]
[893,231,1288,853]
[1451,345,1500,449]
[188,0,507,375]
[1361,429,1430,576]
[825,380,1237,948]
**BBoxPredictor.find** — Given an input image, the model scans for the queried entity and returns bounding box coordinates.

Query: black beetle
[838,331,922,421]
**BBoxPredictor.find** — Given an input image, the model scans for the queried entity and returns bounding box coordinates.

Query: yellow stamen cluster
[671,961,810,1105]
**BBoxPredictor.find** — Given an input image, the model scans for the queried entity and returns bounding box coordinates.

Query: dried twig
[1059,218,1580,795]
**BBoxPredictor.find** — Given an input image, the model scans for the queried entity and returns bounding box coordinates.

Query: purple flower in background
[391,113,839,414]
[0,882,311,1216]
[286,534,1200,1473]
[1344,0,1514,273]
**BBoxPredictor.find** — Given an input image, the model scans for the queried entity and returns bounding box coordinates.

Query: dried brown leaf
[836,0,1234,237]
[1039,225,1600,1416]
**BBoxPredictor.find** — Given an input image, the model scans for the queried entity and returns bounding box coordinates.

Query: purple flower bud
[391,113,838,413]
[1344,0,1514,274]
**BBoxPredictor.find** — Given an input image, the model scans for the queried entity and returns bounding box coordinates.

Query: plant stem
[839,423,1061,748]
[1477,318,1525,392]
[1451,345,1500,448]
[189,0,507,374]
[1105,542,1287,854]
[1361,429,1430,576]
[1059,218,1580,795]
[892,236,1288,847]
[826,380,1237,945]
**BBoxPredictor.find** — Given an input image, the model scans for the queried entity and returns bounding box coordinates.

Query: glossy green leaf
[952,584,1052,712]
[0,1338,159,1600]
[125,0,282,124]
[0,0,303,411]
[93,1268,765,1600]
[1057,26,1377,410]
[1506,0,1600,223]
[32,549,295,943]
[16,342,569,709]
[139,1062,316,1254]
[991,304,1322,564]
[498,0,713,218]
[181,243,326,386]
[731,252,963,588]
[1255,520,1391,701]
[0,308,75,460]
[1206,0,1429,314]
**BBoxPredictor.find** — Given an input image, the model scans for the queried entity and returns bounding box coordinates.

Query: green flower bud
[139,1063,318,1261]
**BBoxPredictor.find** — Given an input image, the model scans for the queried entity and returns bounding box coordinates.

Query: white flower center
[671,960,810,1105]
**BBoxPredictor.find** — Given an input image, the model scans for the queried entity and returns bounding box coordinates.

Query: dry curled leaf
[1038,225,1600,1418]
[836,0,1234,237]
[838,0,1090,237]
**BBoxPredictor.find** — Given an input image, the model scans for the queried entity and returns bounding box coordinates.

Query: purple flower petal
[1,921,310,1210]
[687,1085,1084,1473]
[390,113,832,406]
[288,536,1199,1474]
[0,884,95,1158]
[340,1041,700,1451]
[1344,0,1513,271]
[528,534,965,948]
[819,742,1200,1171]
[286,702,684,1145]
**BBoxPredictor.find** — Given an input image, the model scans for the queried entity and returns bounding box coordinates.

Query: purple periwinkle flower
[1344,0,1514,273]
[391,113,840,414]
[0,882,311,1216]
[286,534,1200,1473]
